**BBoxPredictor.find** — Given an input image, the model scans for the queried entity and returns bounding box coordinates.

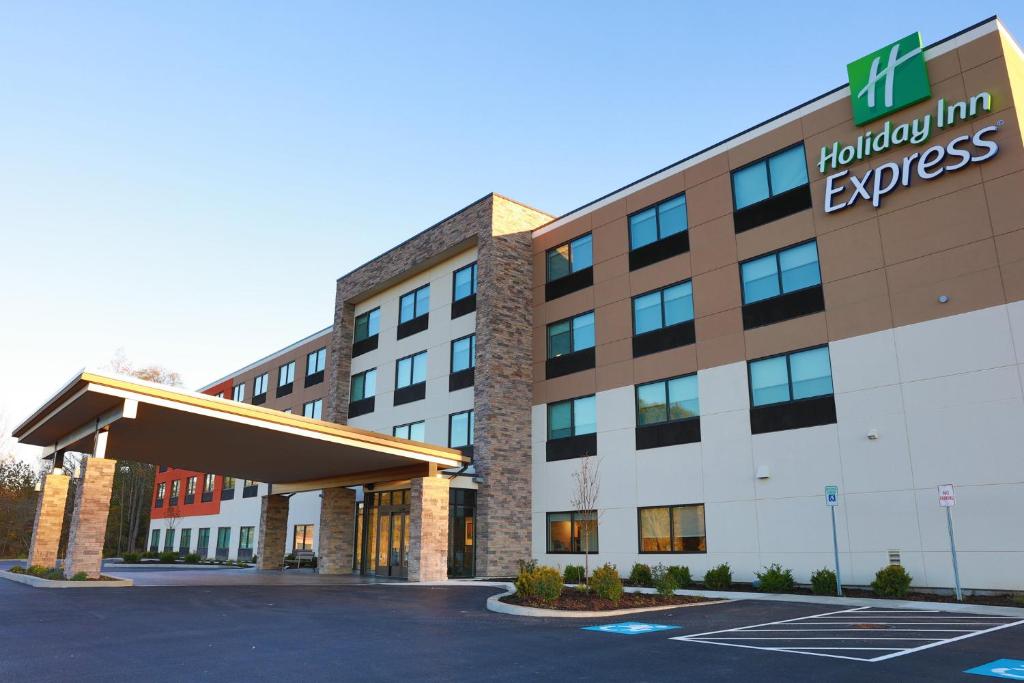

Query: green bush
[25,565,65,580]
[755,563,795,593]
[9,566,25,574]
[810,567,838,595]
[703,563,733,590]
[652,564,679,596]
[514,564,563,603]
[872,564,913,597]
[158,551,178,564]
[69,571,88,581]
[628,563,653,587]
[142,551,159,559]
[590,563,623,603]
[184,553,201,564]
[667,565,692,588]
[121,552,141,564]
[563,565,585,584]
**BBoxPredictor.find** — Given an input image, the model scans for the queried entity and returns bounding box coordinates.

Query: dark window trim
[352,334,379,358]
[220,485,235,501]
[635,418,702,449]
[304,369,325,388]
[448,410,474,450]
[154,498,164,508]
[632,320,696,358]
[302,399,323,420]
[451,293,476,318]
[184,494,195,505]
[397,312,429,339]
[398,284,431,324]
[200,491,213,503]
[545,510,599,554]
[394,382,426,406]
[544,232,593,283]
[742,285,825,330]
[450,334,476,373]
[242,484,258,498]
[278,361,295,388]
[545,433,598,462]
[631,279,694,336]
[730,141,808,211]
[348,396,376,418]
[306,347,327,377]
[750,394,837,434]
[544,266,593,301]
[636,503,707,554]
[449,367,475,391]
[545,347,596,379]
[546,310,595,359]
[739,238,821,305]
[746,343,832,409]
[276,382,294,398]
[252,392,267,405]
[395,351,428,390]
[169,496,179,506]
[392,420,425,441]
[452,262,478,302]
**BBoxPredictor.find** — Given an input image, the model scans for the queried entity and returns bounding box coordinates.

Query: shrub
[703,563,733,590]
[121,552,141,564]
[27,565,50,577]
[158,551,178,564]
[69,572,88,581]
[810,567,838,596]
[26,565,64,580]
[755,563,795,593]
[1013,593,1024,607]
[563,565,586,584]
[590,563,623,603]
[872,564,913,597]
[142,551,159,559]
[628,563,653,587]
[184,553,201,564]
[652,564,679,597]
[9,566,25,574]
[515,564,562,603]
[667,565,692,588]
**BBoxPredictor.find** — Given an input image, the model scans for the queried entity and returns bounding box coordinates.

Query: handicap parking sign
[965,659,1024,680]
[583,622,679,635]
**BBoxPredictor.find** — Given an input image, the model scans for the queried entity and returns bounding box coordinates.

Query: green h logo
[847,32,931,126]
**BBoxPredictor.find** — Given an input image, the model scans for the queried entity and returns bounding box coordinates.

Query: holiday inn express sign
[821,32,1000,213]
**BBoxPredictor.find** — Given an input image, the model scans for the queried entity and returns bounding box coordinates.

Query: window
[629,195,687,250]
[449,410,474,448]
[750,346,834,407]
[232,383,245,402]
[253,373,269,397]
[179,528,191,553]
[396,351,427,389]
[185,476,197,495]
[547,311,595,358]
[213,392,224,399]
[399,284,430,323]
[223,477,235,491]
[451,335,476,373]
[453,263,477,301]
[638,504,706,553]
[636,374,699,425]
[243,480,258,498]
[351,369,377,401]
[303,399,323,420]
[546,511,598,553]
[156,482,166,501]
[164,528,175,552]
[732,144,809,210]
[202,473,215,502]
[278,361,295,387]
[354,308,381,342]
[393,421,425,442]
[221,477,235,500]
[306,348,326,376]
[197,528,210,553]
[170,480,180,502]
[293,524,314,552]
[742,241,821,304]
[150,529,160,552]
[547,396,596,440]
[546,233,593,282]
[216,527,231,550]
[633,281,693,335]
[239,526,254,551]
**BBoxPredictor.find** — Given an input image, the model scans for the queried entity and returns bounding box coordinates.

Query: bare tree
[569,454,602,584]
[162,505,180,553]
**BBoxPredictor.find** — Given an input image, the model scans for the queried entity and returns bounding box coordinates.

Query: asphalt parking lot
[0,573,1021,682]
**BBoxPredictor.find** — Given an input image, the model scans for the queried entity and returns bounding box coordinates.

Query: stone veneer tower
[327,194,551,577]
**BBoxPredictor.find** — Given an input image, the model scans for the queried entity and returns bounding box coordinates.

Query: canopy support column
[408,475,450,582]
[256,493,289,570]
[27,470,70,569]
[318,487,356,574]
[65,454,117,579]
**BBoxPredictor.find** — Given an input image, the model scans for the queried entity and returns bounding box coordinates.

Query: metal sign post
[825,485,842,596]
[938,484,962,602]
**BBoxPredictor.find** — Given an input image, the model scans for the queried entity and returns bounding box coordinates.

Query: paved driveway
[0,570,1020,681]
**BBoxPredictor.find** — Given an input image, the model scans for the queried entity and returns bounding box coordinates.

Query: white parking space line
[669,606,1024,663]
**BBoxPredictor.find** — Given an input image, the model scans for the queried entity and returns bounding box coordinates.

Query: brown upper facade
[530,18,1024,406]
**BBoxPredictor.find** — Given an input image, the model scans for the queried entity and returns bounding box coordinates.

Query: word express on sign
[825,485,839,506]
[938,484,956,507]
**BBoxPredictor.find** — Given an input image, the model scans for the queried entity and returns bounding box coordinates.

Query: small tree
[569,454,601,584]
[163,505,181,552]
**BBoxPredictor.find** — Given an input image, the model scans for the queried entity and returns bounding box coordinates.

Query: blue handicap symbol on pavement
[582,622,679,635]
[965,660,1024,680]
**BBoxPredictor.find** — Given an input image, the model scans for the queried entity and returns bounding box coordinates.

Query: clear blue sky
[2,2,1022,462]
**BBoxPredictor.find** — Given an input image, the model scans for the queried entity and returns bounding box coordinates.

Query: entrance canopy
[13,370,468,491]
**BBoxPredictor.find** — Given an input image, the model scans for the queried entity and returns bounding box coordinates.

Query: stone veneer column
[27,472,70,569]
[317,487,356,574]
[256,494,289,570]
[407,476,450,582]
[65,458,117,579]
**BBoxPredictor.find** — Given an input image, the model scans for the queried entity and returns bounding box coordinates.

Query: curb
[1,571,133,589]
[107,563,252,570]
[481,583,730,619]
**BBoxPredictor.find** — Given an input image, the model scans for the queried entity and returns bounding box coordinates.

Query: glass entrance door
[372,491,410,578]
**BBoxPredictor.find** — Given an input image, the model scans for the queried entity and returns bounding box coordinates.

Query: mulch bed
[503,592,716,611]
